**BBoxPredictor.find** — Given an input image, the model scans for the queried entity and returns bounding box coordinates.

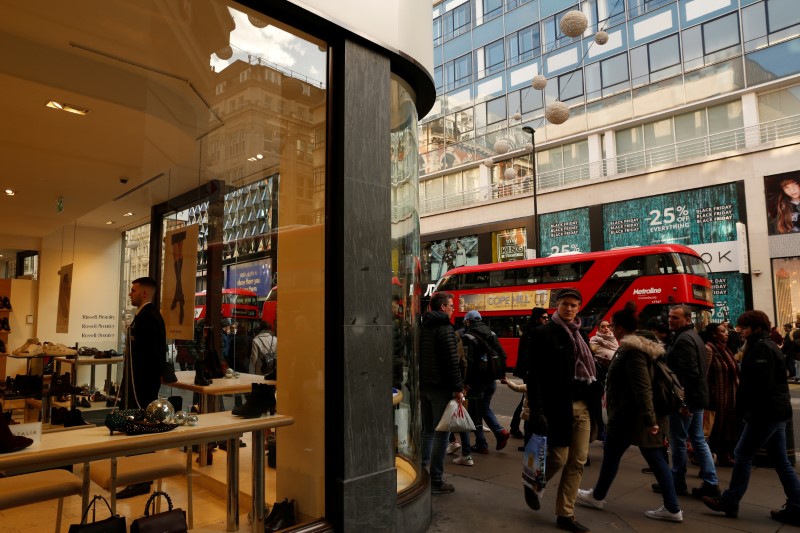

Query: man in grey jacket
[420,292,464,494]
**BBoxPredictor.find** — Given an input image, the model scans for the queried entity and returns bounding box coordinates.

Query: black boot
[194,362,212,386]
[266,499,296,531]
[64,407,89,427]
[0,410,33,453]
[50,373,82,395]
[232,383,276,418]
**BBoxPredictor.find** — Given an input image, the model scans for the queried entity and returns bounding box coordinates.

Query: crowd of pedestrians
[420,289,800,531]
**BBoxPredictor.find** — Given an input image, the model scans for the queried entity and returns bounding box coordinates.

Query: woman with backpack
[576,302,684,523]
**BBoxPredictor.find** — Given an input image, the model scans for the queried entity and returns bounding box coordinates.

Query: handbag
[68,495,126,533]
[435,399,476,432]
[130,490,188,533]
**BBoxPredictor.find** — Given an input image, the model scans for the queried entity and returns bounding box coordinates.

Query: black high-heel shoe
[0,410,33,453]
[194,362,212,386]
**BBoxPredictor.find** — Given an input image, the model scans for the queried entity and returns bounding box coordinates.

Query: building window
[505,0,532,10]
[443,2,472,41]
[542,8,582,53]
[558,69,584,102]
[433,16,443,46]
[627,0,674,19]
[486,96,506,124]
[767,0,800,34]
[483,0,503,21]
[630,33,681,87]
[484,39,505,75]
[506,23,540,66]
[683,12,741,71]
[444,53,473,91]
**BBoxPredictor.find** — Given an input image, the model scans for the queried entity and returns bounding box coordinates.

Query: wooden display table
[54,355,123,392]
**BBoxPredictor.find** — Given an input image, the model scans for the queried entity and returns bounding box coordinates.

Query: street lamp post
[522,126,539,258]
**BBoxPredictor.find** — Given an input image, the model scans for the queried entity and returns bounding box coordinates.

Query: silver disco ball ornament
[595,30,609,45]
[174,411,189,426]
[531,75,547,90]
[493,138,511,154]
[146,399,175,424]
[560,10,588,38]
[187,414,199,426]
[216,45,233,60]
[546,102,570,125]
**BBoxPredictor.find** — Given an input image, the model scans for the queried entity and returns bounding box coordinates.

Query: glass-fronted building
[420,0,800,327]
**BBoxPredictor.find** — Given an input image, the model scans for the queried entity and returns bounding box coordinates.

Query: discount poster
[539,208,591,257]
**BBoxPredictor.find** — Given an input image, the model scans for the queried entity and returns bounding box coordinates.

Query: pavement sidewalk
[427,383,800,532]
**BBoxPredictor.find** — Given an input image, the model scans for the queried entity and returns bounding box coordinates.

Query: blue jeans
[722,419,800,510]
[474,381,504,449]
[421,387,452,485]
[592,431,680,513]
[669,408,718,486]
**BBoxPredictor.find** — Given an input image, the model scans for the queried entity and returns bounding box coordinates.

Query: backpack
[254,334,277,378]
[650,357,685,416]
[464,331,506,381]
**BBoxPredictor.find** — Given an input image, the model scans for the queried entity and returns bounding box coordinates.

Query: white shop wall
[38,226,122,387]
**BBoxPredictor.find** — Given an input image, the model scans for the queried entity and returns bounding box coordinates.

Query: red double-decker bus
[433,244,713,368]
[194,288,260,322]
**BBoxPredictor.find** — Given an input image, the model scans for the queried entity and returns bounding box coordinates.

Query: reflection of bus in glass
[194,288,260,322]
[262,286,277,328]
[434,244,713,369]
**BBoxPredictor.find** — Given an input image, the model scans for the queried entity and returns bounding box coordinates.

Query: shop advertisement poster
[163,225,199,340]
[421,235,478,282]
[494,228,527,262]
[457,290,556,313]
[603,183,739,247]
[227,259,272,298]
[538,208,591,257]
[709,272,745,323]
[764,173,800,235]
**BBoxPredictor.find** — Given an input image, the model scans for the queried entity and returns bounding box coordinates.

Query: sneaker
[576,488,605,509]
[453,455,474,466]
[645,506,683,522]
[17,343,43,357]
[555,515,591,532]
[691,482,721,499]
[446,441,461,455]
[770,504,800,526]
[42,342,78,356]
[702,495,738,517]
[431,480,455,494]
[473,446,490,455]
[496,429,510,451]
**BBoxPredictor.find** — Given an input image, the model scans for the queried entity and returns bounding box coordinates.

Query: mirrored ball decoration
[187,414,199,426]
[146,399,175,424]
[174,411,189,426]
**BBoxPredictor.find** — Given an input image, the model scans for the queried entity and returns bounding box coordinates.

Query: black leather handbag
[68,495,126,533]
[130,490,188,533]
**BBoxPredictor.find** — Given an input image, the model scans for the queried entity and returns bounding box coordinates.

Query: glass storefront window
[773,258,800,327]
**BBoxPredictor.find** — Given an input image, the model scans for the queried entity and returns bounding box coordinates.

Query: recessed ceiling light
[4,189,14,196]
[123,212,134,217]
[105,221,115,225]
[46,100,90,115]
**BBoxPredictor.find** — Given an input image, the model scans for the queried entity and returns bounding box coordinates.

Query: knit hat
[464,310,482,322]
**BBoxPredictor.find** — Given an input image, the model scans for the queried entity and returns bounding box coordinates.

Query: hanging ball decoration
[216,45,233,60]
[248,15,269,28]
[511,112,522,121]
[493,138,511,155]
[559,10,589,38]
[483,158,494,167]
[531,75,548,90]
[504,168,517,180]
[545,101,570,125]
[595,30,609,45]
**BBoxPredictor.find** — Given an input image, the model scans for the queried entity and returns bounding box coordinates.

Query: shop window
[773,258,800,328]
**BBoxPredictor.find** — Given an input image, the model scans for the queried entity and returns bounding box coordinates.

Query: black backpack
[650,357,686,416]
[464,331,506,381]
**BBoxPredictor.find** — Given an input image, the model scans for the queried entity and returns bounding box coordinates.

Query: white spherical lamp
[503,168,517,180]
[216,45,233,60]
[483,158,494,167]
[560,10,588,38]
[511,112,522,121]
[532,75,547,90]
[493,138,511,154]
[595,30,609,45]
[545,102,570,125]
[248,15,269,28]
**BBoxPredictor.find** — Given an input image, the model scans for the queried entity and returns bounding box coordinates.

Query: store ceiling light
[4,189,14,196]
[105,220,114,225]
[46,100,90,115]
[123,212,134,217]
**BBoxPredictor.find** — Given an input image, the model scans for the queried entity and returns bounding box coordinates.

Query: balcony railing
[420,114,800,215]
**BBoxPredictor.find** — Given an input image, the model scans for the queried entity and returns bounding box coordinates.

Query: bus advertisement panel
[434,244,713,368]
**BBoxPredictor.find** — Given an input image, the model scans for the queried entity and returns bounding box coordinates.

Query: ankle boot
[194,362,212,386]
[0,410,33,453]
[266,499,296,531]
[64,407,89,427]
[50,373,82,395]
[51,407,68,425]
[264,499,287,529]
[232,383,276,418]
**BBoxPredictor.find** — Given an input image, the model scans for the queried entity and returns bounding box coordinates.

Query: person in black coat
[527,288,602,533]
[511,307,549,444]
[420,292,464,494]
[122,276,166,410]
[703,310,800,526]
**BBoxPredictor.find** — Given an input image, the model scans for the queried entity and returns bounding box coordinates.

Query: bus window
[461,271,490,289]
[678,253,708,276]
[514,316,530,336]
[611,256,644,278]
[486,316,515,338]
[515,267,541,285]
[489,269,517,287]
[437,275,458,292]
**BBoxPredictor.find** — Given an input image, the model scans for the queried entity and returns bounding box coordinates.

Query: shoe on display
[496,429,510,450]
[0,317,9,332]
[555,515,591,533]
[0,339,5,354]
[79,396,91,409]
[12,338,39,356]
[42,342,78,356]
[452,455,474,466]
[644,506,683,522]
[446,441,461,455]
[702,495,739,518]
[0,411,33,454]
[16,343,43,357]
[431,481,455,494]
[116,481,152,500]
[1,297,10,310]
[231,383,276,418]
[576,488,605,510]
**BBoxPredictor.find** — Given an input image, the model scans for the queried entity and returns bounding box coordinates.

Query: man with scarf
[527,288,602,533]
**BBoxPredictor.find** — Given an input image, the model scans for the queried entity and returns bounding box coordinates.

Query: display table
[0,411,293,533]
[54,355,123,393]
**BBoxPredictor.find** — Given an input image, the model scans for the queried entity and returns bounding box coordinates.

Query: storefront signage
[494,228,527,262]
[458,290,555,312]
[539,208,591,257]
[226,260,271,298]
